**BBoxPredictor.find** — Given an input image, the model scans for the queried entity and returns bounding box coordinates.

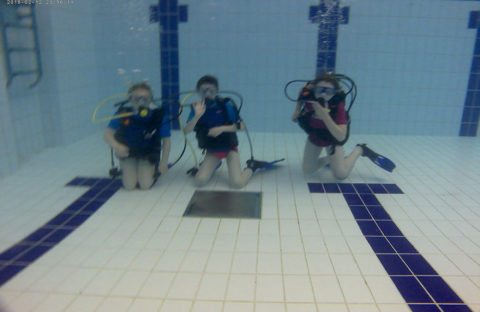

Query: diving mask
[314,86,336,98]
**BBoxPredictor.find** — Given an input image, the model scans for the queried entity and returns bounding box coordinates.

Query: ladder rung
[12,70,38,76]
[8,47,36,53]
[4,22,33,29]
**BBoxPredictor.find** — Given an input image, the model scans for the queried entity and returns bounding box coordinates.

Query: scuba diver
[291,72,395,179]
[103,82,171,190]
[183,75,270,188]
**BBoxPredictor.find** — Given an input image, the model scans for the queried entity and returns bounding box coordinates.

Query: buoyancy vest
[114,106,165,164]
[297,90,349,146]
[194,97,239,150]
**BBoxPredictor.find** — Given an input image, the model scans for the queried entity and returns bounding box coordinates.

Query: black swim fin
[358,144,396,172]
[247,158,285,172]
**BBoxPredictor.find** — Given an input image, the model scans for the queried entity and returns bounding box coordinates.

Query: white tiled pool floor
[0,131,479,312]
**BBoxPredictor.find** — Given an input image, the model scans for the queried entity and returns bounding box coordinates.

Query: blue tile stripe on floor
[0,177,122,287]
[308,182,472,312]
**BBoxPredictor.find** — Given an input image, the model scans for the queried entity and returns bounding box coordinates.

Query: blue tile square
[383,184,403,194]
[366,236,395,253]
[65,177,85,186]
[169,33,178,46]
[359,193,380,205]
[377,221,403,236]
[23,228,54,243]
[309,5,319,21]
[391,276,433,303]
[401,255,437,275]
[80,188,101,200]
[469,74,480,91]
[93,178,113,189]
[323,183,340,193]
[110,179,123,189]
[308,183,324,193]
[418,276,465,304]
[149,5,160,23]
[349,205,371,219]
[96,189,117,201]
[82,178,99,187]
[353,183,372,194]
[343,193,363,205]
[367,205,391,220]
[468,10,480,29]
[16,245,51,263]
[0,244,30,261]
[82,200,103,213]
[465,92,476,107]
[357,221,382,236]
[409,304,441,312]
[377,254,412,275]
[388,237,418,254]
[341,6,349,24]
[167,17,178,30]
[46,212,74,226]
[65,214,90,227]
[179,5,188,22]
[440,305,472,312]
[0,264,26,287]
[43,229,73,244]
[65,199,89,212]
[368,183,388,194]
[338,183,355,193]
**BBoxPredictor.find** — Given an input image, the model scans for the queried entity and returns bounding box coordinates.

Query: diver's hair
[196,75,218,91]
[128,82,153,99]
[312,72,341,90]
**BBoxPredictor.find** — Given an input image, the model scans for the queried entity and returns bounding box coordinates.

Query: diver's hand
[309,101,330,120]
[114,144,129,158]
[208,126,223,137]
[192,100,206,117]
[292,111,301,122]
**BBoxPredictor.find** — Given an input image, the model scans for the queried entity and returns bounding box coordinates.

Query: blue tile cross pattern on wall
[150,0,188,130]
[460,10,480,137]
[0,177,122,287]
[309,0,350,74]
[308,182,472,312]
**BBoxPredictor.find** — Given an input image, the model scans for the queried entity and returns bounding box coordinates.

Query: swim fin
[247,158,285,172]
[358,144,396,172]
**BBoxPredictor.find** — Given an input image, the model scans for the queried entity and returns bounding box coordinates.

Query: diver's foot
[246,159,270,173]
[356,144,396,172]
[186,167,199,176]
[357,144,376,159]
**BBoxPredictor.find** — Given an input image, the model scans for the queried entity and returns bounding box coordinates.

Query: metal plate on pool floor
[183,190,262,219]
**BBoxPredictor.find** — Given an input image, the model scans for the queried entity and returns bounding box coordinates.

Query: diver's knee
[194,174,210,187]
[138,180,153,190]
[302,163,316,175]
[332,170,348,180]
[230,178,245,189]
[122,180,137,190]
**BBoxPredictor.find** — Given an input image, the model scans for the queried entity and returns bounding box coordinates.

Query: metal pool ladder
[0,3,42,88]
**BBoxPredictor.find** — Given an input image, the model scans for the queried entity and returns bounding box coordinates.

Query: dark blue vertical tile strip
[460,10,480,136]
[309,0,349,75]
[150,0,188,130]
[0,177,121,287]
[307,182,473,311]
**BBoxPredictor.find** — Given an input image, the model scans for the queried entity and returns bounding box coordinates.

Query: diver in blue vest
[184,75,265,188]
[103,82,171,190]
